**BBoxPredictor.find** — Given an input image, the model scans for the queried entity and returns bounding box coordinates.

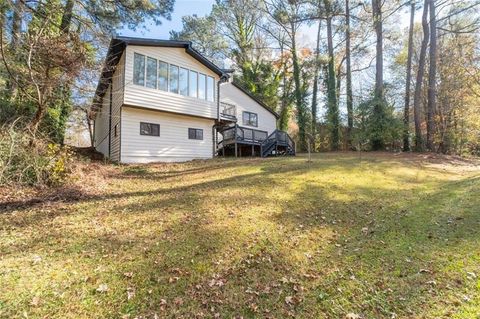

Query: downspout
[213,74,229,157]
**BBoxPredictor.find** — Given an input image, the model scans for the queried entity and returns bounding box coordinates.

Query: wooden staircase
[260,130,296,157]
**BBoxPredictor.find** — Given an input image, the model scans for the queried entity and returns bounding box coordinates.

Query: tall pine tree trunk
[310,20,321,152]
[413,0,429,151]
[426,0,437,151]
[403,0,415,151]
[345,0,354,148]
[326,11,339,150]
[372,0,383,99]
[371,0,385,150]
[291,30,307,151]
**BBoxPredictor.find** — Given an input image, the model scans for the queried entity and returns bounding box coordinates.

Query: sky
[118,0,216,40]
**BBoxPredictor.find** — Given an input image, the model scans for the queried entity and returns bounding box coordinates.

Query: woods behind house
[0,0,479,185]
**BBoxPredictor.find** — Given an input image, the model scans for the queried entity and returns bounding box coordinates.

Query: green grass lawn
[1,153,479,318]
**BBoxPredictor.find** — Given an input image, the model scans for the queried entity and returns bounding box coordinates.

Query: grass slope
[1,153,479,318]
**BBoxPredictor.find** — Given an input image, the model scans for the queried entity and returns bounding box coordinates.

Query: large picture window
[140,122,160,136]
[188,128,203,140]
[198,73,206,100]
[158,61,168,91]
[132,52,216,102]
[133,53,145,86]
[169,64,179,94]
[146,57,157,89]
[189,71,198,98]
[242,111,258,127]
[179,68,189,96]
[207,76,215,102]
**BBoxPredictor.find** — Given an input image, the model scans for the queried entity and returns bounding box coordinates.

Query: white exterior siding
[220,83,277,134]
[110,52,125,161]
[121,106,215,163]
[123,45,219,120]
[94,85,110,157]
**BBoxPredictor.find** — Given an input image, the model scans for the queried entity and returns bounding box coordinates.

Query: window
[189,71,198,98]
[169,64,179,93]
[188,128,203,140]
[140,122,160,136]
[146,57,157,89]
[198,73,206,100]
[132,52,216,103]
[158,61,168,91]
[133,53,145,86]
[207,76,215,102]
[179,68,189,96]
[243,111,258,127]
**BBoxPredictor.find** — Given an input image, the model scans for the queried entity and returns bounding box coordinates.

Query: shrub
[0,124,73,187]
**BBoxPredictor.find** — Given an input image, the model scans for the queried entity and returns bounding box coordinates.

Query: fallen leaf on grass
[96,284,108,293]
[126,287,135,300]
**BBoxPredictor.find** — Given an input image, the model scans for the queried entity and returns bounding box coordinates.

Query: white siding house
[92,36,294,163]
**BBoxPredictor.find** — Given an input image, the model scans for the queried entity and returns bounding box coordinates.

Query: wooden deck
[217,125,295,158]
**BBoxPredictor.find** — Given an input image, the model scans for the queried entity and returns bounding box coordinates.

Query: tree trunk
[279,40,289,131]
[11,0,22,50]
[310,20,321,152]
[291,29,307,151]
[29,103,47,137]
[403,0,415,151]
[85,110,94,147]
[413,0,429,151]
[371,0,385,150]
[9,0,23,98]
[326,14,340,150]
[426,0,437,151]
[372,0,383,99]
[60,0,75,34]
[345,0,354,148]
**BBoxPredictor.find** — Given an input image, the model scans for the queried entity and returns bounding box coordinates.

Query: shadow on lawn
[1,155,479,318]
[273,175,480,317]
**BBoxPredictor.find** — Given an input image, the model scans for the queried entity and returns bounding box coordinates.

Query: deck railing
[220,102,236,120]
[221,124,268,143]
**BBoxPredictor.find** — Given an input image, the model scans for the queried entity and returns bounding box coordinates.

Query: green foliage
[353,97,403,151]
[170,14,228,66]
[235,60,281,111]
[0,126,73,186]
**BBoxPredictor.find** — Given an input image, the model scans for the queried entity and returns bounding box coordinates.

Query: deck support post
[235,141,238,157]
[239,146,242,157]
[275,144,278,156]
[222,142,225,157]
[251,145,254,157]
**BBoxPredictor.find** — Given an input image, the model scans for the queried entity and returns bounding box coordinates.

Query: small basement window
[140,122,160,136]
[188,128,203,140]
[242,111,258,127]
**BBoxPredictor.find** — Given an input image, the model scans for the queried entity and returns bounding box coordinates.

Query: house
[92,36,295,163]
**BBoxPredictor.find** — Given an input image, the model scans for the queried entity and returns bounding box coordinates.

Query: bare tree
[426,0,437,151]
[403,0,415,151]
[345,0,353,148]
[413,0,429,151]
